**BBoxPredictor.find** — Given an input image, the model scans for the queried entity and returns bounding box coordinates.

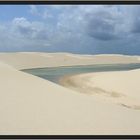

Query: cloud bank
[0,5,140,54]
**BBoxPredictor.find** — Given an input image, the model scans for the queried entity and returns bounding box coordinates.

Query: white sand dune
[60,69,140,110]
[0,52,140,70]
[0,52,140,135]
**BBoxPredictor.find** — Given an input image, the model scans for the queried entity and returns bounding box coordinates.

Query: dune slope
[60,69,140,110]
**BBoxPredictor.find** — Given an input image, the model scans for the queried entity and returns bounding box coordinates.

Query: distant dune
[0,52,140,70]
[0,52,140,135]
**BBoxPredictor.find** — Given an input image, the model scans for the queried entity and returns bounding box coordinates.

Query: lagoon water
[22,63,140,84]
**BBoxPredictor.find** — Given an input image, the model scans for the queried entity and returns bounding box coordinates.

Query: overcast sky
[0,5,140,55]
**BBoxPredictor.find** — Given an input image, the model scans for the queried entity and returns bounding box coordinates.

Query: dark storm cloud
[86,10,122,41]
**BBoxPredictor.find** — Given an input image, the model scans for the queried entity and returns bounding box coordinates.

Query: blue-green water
[22,63,140,83]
